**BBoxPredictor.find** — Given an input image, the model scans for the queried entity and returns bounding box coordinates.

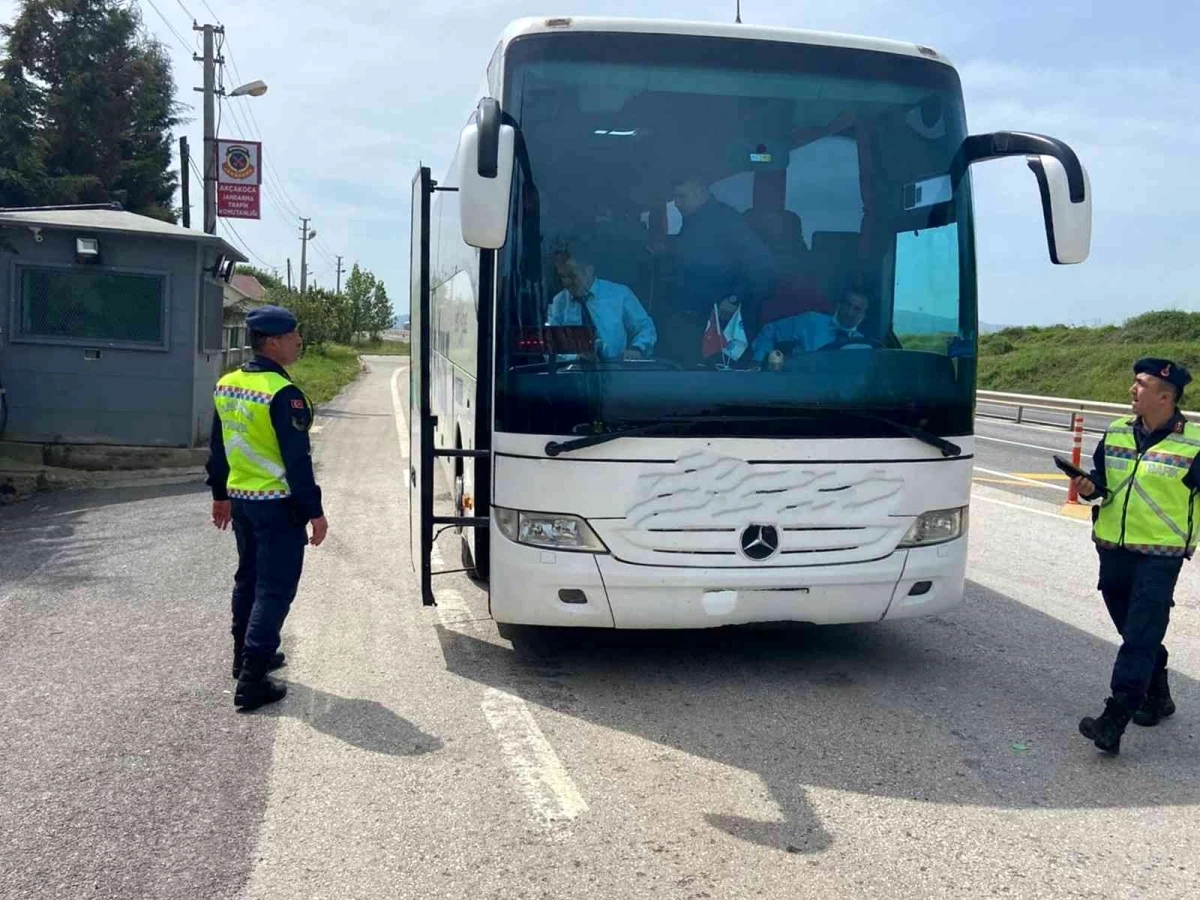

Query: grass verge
[351,339,410,356]
[289,344,366,405]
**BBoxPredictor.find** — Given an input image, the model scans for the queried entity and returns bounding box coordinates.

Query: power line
[204,13,309,219]
[140,0,192,51]
[173,0,197,22]
[309,235,339,267]
[221,219,275,269]
[189,157,273,270]
[216,94,305,225]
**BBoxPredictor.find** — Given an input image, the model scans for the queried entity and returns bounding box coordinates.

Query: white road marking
[480,687,589,828]
[432,588,476,630]
[973,465,1068,492]
[390,364,410,460]
[976,414,1107,438]
[975,433,1098,454]
[390,362,587,830]
[971,491,1091,525]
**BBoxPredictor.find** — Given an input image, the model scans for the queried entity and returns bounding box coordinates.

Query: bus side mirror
[456,98,515,249]
[957,131,1092,264]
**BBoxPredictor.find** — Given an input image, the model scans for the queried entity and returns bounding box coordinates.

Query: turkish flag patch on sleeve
[291,399,305,409]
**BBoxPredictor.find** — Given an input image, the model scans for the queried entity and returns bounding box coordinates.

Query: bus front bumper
[488,530,967,629]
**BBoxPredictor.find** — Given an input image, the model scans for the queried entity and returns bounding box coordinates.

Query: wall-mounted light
[210,253,235,283]
[75,236,100,263]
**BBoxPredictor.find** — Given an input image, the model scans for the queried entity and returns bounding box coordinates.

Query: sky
[1,0,1196,327]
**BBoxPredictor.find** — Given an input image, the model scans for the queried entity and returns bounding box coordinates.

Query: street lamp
[228,79,268,98]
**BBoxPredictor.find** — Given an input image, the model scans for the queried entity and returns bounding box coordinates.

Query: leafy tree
[235,264,285,293]
[343,263,375,342]
[0,0,181,218]
[367,281,392,341]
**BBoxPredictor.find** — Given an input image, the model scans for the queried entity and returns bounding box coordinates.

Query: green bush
[978,309,1200,404]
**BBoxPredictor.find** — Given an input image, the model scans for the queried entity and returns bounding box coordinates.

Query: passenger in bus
[547,239,657,361]
[750,287,870,370]
[657,176,776,362]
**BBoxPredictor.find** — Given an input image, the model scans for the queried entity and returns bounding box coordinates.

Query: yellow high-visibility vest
[1094,416,1200,557]
[214,368,310,500]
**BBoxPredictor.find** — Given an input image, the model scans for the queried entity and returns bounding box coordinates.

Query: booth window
[14,265,167,347]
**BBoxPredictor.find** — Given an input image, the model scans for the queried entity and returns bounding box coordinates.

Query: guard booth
[0,204,245,447]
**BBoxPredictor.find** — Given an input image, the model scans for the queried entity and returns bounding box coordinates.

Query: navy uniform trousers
[231,499,308,666]
[1097,546,1184,701]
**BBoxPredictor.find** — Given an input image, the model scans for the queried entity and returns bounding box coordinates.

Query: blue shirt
[547,278,657,360]
[751,312,862,362]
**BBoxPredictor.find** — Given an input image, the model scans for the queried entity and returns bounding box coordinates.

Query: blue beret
[245,305,298,336]
[1134,357,1192,394]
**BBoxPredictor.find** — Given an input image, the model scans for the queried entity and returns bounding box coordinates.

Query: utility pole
[335,256,344,294]
[286,258,293,291]
[299,218,316,293]
[193,23,224,235]
[179,137,191,228]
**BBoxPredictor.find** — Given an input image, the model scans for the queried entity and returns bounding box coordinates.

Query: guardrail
[977,390,1197,431]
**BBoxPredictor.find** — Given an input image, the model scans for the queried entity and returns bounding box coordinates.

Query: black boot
[234,654,288,711]
[231,633,244,679]
[1133,669,1176,727]
[1079,694,1135,755]
[231,645,285,679]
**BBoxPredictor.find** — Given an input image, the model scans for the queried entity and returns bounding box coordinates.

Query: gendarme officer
[205,305,328,711]
[1072,357,1198,754]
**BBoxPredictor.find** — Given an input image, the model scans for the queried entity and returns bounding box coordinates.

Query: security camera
[30,227,43,243]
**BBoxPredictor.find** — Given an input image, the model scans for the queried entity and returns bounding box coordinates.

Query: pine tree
[1,0,181,218]
[0,51,45,206]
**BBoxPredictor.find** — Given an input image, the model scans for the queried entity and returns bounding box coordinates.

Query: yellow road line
[1058,502,1094,520]
[1011,472,1069,481]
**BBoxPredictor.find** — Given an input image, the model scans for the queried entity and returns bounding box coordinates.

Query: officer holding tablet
[1067,358,1198,755]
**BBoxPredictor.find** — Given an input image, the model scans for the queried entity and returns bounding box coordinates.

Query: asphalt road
[2,359,1198,900]
[973,410,1106,506]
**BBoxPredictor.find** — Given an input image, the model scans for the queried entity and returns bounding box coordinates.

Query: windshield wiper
[841,411,962,457]
[705,403,963,458]
[544,410,962,459]
[545,419,699,456]
[544,412,822,457]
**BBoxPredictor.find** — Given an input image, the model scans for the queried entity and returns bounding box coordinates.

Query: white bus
[409,16,1090,637]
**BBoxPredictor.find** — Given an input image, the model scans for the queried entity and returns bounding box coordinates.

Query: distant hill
[893,311,1008,335]
[978,310,1200,403]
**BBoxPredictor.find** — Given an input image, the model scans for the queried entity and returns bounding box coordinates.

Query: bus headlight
[898,507,967,548]
[493,507,608,553]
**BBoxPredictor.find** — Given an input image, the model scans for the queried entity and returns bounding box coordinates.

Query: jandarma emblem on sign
[222,145,256,180]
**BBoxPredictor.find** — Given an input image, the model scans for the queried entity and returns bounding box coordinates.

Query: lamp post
[196,22,269,234]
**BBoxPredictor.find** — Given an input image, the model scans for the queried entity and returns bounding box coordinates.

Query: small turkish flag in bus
[701,304,728,358]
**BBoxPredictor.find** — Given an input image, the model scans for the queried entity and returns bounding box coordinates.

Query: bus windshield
[495,32,977,440]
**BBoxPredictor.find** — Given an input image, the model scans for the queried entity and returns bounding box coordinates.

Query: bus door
[408,166,489,607]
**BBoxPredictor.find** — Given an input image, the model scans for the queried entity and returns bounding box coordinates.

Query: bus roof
[496,16,953,67]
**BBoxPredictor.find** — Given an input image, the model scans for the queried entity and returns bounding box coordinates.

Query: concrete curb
[0,440,208,472]
[0,464,207,506]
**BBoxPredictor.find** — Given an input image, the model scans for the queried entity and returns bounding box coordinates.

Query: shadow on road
[432,579,1200,854]
[0,480,211,594]
[260,682,443,757]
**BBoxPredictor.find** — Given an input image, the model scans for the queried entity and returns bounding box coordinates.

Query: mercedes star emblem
[740,524,780,561]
